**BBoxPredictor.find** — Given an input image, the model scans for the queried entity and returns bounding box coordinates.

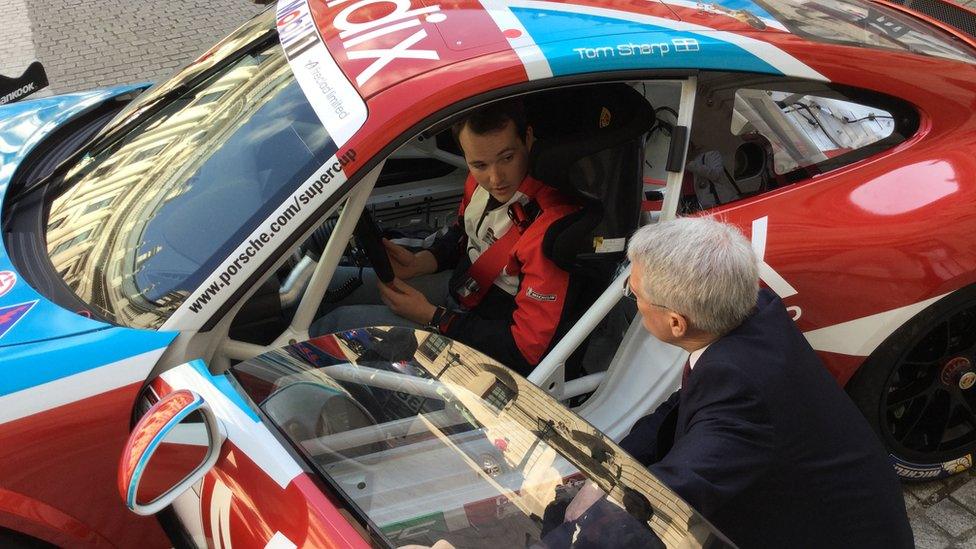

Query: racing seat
[524,84,656,376]
[688,129,776,209]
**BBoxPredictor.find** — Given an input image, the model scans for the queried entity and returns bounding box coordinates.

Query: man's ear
[524,125,535,150]
[669,311,689,339]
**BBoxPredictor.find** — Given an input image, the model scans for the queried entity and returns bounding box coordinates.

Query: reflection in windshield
[47,36,335,328]
[232,328,722,548]
[101,10,276,144]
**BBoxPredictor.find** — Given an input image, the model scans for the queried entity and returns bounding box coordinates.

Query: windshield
[230,328,726,548]
[46,34,337,328]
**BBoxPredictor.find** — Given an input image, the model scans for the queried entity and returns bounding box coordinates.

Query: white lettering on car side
[209,477,234,549]
[326,0,447,86]
[751,216,801,320]
[0,81,36,105]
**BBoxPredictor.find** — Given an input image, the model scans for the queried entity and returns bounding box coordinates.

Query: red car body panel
[0,382,168,548]
[200,444,370,548]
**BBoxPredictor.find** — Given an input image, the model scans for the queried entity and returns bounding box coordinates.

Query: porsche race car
[2,0,976,546]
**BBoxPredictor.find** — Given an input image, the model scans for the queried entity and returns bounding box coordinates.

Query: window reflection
[47,40,335,328]
[231,328,725,548]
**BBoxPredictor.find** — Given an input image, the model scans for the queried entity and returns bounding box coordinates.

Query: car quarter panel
[705,51,976,384]
[0,329,177,548]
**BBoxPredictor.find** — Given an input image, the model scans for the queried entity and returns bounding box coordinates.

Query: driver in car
[312,100,580,375]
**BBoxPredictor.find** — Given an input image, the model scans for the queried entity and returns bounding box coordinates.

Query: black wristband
[427,306,447,329]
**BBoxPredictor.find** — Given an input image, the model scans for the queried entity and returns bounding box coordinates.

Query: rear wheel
[848,286,976,481]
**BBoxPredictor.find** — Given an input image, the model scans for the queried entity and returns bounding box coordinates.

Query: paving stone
[912,479,951,504]
[906,489,921,507]
[926,498,976,537]
[910,511,953,549]
[952,474,976,511]
[23,0,265,94]
[0,0,38,80]
[955,536,976,549]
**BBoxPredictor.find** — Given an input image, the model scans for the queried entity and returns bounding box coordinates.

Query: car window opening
[227,81,674,397]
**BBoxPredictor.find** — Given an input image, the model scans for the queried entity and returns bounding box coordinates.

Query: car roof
[302,0,976,99]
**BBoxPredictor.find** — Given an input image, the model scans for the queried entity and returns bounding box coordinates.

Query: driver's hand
[383,239,423,280]
[564,480,606,522]
[379,278,437,325]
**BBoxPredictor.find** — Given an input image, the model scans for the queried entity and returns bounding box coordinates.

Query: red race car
[3,0,976,546]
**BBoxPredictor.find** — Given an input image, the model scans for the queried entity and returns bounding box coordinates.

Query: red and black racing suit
[427,174,581,375]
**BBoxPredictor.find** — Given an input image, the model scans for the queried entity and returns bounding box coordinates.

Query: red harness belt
[456,177,548,309]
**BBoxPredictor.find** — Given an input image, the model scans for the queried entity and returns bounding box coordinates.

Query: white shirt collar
[689,344,710,370]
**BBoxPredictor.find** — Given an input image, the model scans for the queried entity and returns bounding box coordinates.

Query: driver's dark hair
[451,99,528,144]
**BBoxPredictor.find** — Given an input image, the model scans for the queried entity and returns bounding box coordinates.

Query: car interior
[220,80,689,439]
[214,72,909,448]
[217,75,912,546]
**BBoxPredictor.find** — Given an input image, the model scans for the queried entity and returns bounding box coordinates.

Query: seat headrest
[528,84,656,189]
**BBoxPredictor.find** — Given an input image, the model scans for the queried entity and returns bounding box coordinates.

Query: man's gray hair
[627,217,759,335]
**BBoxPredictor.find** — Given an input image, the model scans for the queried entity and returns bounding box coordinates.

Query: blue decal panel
[0,327,176,396]
[0,300,37,340]
[511,7,781,76]
[187,359,260,421]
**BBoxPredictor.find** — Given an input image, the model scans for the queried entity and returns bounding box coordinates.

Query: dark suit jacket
[619,289,912,548]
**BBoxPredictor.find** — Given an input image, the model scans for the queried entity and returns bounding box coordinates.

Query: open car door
[120,327,732,548]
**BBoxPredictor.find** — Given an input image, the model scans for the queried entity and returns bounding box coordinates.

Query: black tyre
[847,285,976,481]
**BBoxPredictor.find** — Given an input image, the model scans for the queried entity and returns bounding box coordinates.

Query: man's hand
[564,480,605,522]
[383,239,437,280]
[379,278,437,325]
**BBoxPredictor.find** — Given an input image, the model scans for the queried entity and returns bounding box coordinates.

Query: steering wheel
[214,161,396,369]
[353,209,395,283]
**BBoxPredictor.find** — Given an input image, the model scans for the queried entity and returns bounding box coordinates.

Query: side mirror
[118,389,224,515]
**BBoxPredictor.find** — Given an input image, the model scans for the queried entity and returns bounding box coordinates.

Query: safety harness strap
[456,177,547,309]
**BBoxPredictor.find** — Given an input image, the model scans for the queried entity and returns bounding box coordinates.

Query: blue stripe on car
[511,6,782,76]
[0,327,176,396]
[187,359,260,422]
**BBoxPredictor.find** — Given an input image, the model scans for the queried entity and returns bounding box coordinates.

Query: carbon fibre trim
[891,0,976,38]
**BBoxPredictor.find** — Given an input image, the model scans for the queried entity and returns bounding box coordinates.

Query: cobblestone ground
[906,469,976,548]
[3,0,976,546]
[0,0,264,95]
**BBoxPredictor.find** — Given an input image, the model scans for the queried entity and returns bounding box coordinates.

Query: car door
[120,327,732,548]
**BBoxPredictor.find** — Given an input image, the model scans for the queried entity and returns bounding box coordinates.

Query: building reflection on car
[228,327,731,548]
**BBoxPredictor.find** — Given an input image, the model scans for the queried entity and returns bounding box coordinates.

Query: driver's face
[458,120,533,203]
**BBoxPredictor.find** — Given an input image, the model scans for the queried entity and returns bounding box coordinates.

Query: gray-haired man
[568,217,911,548]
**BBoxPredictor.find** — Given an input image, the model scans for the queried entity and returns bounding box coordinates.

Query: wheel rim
[882,306,976,460]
